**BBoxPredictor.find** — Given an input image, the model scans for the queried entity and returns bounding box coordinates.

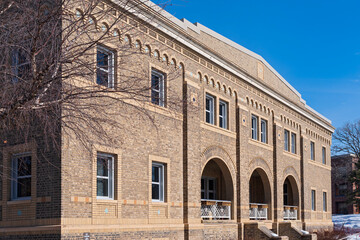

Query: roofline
[332,153,358,159]
[114,0,335,132]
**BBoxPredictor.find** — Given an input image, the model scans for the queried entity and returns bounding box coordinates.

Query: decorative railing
[201,199,231,220]
[283,205,298,220]
[249,203,268,220]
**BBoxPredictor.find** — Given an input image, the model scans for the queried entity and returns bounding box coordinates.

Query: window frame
[260,119,267,143]
[323,192,327,212]
[310,141,315,160]
[291,133,296,154]
[11,153,32,201]
[322,147,326,164]
[205,94,215,125]
[251,115,259,140]
[96,45,115,88]
[219,100,228,129]
[151,69,166,107]
[152,162,165,202]
[311,190,316,211]
[284,129,290,152]
[201,177,217,200]
[11,49,30,83]
[96,153,115,200]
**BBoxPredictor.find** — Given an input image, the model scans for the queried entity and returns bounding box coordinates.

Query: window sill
[150,201,167,206]
[7,199,31,205]
[248,139,273,151]
[200,122,236,139]
[95,198,117,204]
[283,151,300,160]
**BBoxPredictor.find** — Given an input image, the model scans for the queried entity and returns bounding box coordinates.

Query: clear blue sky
[164,0,360,129]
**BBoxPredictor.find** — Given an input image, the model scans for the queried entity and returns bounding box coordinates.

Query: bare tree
[333,120,360,205]
[0,0,182,152]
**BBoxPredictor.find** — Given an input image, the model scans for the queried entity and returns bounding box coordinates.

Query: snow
[333,214,360,230]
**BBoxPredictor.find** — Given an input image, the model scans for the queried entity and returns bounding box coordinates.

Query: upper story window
[97,153,114,199]
[96,46,115,88]
[205,94,215,125]
[251,115,258,140]
[322,147,326,164]
[219,100,228,129]
[152,162,165,202]
[323,192,327,212]
[11,154,32,200]
[11,49,30,82]
[260,119,267,143]
[310,141,315,160]
[284,130,290,151]
[151,69,165,107]
[311,190,316,211]
[291,133,296,154]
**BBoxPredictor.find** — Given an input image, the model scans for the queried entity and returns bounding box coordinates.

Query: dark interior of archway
[283,178,294,206]
[249,170,265,203]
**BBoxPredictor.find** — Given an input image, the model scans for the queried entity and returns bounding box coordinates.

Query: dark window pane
[97,51,109,67]
[152,166,159,182]
[201,179,204,190]
[17,156,31,176]
[96,70,109,86]
[209,192,214,200]
[201,192,205,199]
[97,178,108,197]
[97,158,108,177]
[151,89,159,105]
[152,183,159,200]
[17,177,31,198]
[208,179,214,191]
[151,75,160,91]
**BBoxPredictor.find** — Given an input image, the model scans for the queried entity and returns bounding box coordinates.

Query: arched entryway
[249,168,271,220]
[283,176,299,220]
[201,158,234,220]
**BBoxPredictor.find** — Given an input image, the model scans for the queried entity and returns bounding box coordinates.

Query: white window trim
[152,162,165,202]
[97,45,115,88]
[219,100,228,129]
[260,119,267,143]
[251,115,258,140]
[11,153,32,201]
[151,69,165,107]
[205,94,215,125]
[96,153,114,200]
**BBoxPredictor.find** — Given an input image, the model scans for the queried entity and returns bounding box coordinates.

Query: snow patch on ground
[333,214,360,239]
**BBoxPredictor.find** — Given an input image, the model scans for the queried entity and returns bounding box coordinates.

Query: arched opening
[249,168,271,220]
[283,176,299,220]
[201,159,234,220]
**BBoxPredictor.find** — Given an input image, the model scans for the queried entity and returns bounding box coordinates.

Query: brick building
[0,0,334,239]
[331,154,359,215]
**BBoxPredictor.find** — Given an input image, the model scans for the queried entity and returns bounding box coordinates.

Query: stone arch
[248,158,273,182]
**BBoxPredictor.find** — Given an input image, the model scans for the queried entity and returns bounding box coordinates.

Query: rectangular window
[323,192,327,212]
[11,154,32,200]
[205,94,215,125]
[151,69,165,107]
[97,153,114,199]
[201,177,216,200]
[219,100,228,129]
[291,133,296,154]
[311,190,316,211]
[338,184,347,196]
[251,115,258,140]
[284,130,290,151]
[260,119,267,143]
[322,147,326,164]
[152,163,165,202]
[96,46,115,88]
[11,49,30,82]
[310,141,315,160]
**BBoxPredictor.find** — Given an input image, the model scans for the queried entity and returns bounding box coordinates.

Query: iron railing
[201,199,231,220]
[249,203,268,220]
[283,205,298,220]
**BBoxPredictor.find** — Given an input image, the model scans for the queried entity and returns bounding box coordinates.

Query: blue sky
[165,0,360,129]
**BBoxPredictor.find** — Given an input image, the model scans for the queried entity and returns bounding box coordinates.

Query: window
[291,133,296,154]
[310,141,315,160]
[205,94,215,124]
[260,119,267,143]
[152,162,165,202]
[97,153,114,199]
[11,49,30,82]
[251,115,258,140]
[219,100,228,129]
[322,147,326,164]
[337,183,347,196]
[201,177,216,200]
[284,130,290,151]
[151,69,165,107]
[323,192,327,212]
[311,190,316,211]
[11,154,32,200]
[96,46,115,88]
